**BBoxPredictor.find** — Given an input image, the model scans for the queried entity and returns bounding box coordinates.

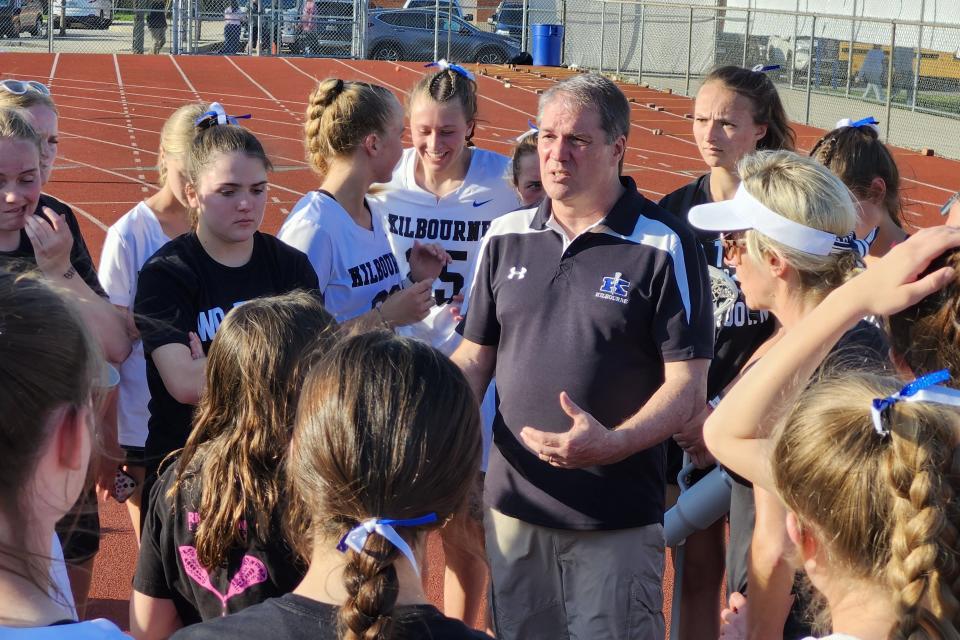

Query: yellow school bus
[839,41,960,81]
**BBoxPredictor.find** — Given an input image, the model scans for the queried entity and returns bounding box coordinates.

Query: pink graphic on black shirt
[178,546,269,615]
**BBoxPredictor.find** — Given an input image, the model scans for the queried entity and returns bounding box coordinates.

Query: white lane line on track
[113,54,143,174]
[37,64,959,198]
[48,53,60,87]
[225,58,302,125]
[168,55,200,99]
[65,200,109,233]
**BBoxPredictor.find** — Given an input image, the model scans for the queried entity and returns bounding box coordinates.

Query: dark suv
[0,0,45,37]
[366,8,518,63]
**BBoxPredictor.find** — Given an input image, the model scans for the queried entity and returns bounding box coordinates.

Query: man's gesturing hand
[519,391,628,469]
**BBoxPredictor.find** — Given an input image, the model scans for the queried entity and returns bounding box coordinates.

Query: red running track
[2,52,959,636]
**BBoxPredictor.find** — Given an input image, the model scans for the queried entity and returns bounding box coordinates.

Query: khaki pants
[485,508,665,640]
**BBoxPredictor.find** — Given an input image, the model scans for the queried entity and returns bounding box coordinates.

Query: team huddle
[1,59,960,640]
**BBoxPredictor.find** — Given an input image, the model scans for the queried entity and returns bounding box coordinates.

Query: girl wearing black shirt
[172,332,491,640]
[134,108,320,499]
[657,65,795,640]
[131,293,336,637]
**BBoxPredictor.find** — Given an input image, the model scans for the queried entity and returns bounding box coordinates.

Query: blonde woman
[278,78,448,329]
[687,150,890,638]
[705,225,960,639]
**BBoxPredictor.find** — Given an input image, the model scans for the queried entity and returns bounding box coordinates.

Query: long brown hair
[773,372,960,639]
[810,124,903,228]
[0,269,99,604]
[703,65,796,152]
[887,248,960,382]
[288,332,481,640]
[170,291,336,570]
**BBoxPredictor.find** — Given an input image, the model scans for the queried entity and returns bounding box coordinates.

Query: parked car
[402,0,471,22]
[366,8,518,63]
[0,0,45,37]
[486,1,521,39]
[51,0,112,29]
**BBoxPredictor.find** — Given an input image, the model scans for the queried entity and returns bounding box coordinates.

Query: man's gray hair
[538,74,631,144]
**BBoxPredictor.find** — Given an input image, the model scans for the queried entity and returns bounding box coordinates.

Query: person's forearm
[614,361,709,456]
[705,288,866,487]
[50,270,132,363]
[746,488,797,640]
[159,356,207,405]
[450,344,495,406]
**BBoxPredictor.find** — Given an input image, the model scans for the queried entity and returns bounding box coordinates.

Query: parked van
[52,0,112,29]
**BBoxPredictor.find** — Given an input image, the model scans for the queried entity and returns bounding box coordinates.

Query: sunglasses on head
[0,79,51,96]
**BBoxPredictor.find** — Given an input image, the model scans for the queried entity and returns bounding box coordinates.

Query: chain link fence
[573,1,960,158]
[3,0,960,156]
[0,0,522,59]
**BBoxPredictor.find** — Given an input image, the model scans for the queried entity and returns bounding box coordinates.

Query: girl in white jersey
[0,270,126,639]
[373,60,516,629]
[98,102,207,543]
[279,78,447,328]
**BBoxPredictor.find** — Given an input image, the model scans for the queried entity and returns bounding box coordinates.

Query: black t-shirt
[134,231,320,463]
[169,593,493,640]
[0,194,106,297]
[147,0,167,28]
[134,459,305,625]
[462,177,714,530]
[659,175,775,400]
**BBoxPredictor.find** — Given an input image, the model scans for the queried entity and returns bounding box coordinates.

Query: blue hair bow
[425,59,476,81]
[831,232,872,258]
[515,119,538,143]
[835,116,880,134]
[751,64,781,73]
[195,102,252,128]
[870,369,960,437]
[337,513,438,576]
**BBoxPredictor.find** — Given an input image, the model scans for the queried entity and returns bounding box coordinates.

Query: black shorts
[55,488,100,564]
[121,445,148,468]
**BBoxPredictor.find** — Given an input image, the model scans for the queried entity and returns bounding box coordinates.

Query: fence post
[804,15,815,124]
[171,0,179,54]
[445,0,452,59]
[559,0,566,64]
[520,0,527,54]
[616,3,622,75]
[637,2,644,84]
[685,6,692,96]
[845,0,855,96]
[47,0,53,51]
[432,0,439,61]
[599,2,605,73]
[885,21,896,141]
[791,6,798,86]
[912,0,924,111]
[741,7,749,68]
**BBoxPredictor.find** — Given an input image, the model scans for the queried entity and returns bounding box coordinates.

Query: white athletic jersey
[98,202,171,449]
[278,191,403,323]
[373,147,517,354]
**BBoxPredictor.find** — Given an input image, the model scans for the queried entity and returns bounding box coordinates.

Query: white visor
[688,183,841,256]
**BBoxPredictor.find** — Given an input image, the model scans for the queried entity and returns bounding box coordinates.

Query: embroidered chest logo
[508,266,527,280]
[596,271,630,304]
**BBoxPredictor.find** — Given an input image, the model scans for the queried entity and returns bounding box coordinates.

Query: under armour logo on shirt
[508,267,527,280]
